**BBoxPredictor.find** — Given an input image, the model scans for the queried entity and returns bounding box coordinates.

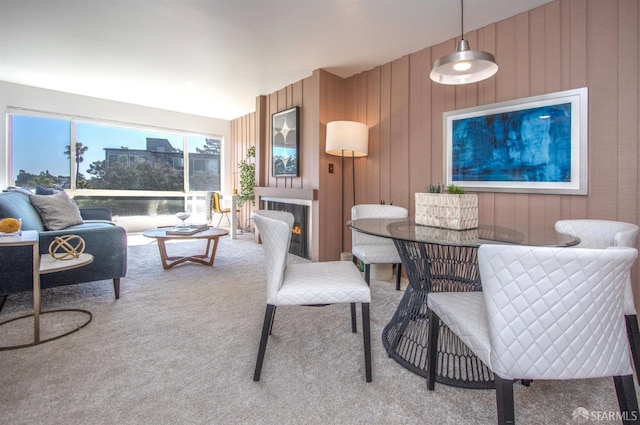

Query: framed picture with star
[272,106,299,177]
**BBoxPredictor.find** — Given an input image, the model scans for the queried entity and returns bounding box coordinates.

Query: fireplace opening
[265,201,309,259]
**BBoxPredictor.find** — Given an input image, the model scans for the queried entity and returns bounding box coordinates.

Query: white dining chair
[251,210,372,382]
[351,204,408,290]
[426,244,639,425]
[555,219,640,383]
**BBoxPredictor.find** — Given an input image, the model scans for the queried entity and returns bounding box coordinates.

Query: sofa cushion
[29,191,84,231]
[5,186,34,196]
[0,191,45,231]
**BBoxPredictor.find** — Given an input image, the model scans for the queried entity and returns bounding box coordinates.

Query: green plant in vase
[237,145,256,207]
[446,184,466,194]
[427,183,443,193]
[416,182,477,230]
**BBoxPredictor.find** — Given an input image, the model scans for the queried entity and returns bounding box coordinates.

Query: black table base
[382,240,495,389]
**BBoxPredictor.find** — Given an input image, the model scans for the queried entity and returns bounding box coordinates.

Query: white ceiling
[0,0,552,120]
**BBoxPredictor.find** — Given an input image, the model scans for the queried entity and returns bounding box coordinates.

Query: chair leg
[625,315,640,385]
[268,306,277,335]
[254,304,276,381]
[362,302,372,382]
[495,375,516,425]
[0,294,7,313]
[364,264,371,285]
[613,375,639,424]
[215,214,223,228]
[395,263,402,290]
[426,309,440,390]
[350,303,357,333]
[113,278,120,299]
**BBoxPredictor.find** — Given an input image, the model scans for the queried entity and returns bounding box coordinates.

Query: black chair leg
[625,315,640,385]
[395,263,402,290]
[613,375,639,424]
[0,294,7,313]
[364,264,371,285]
[426,309,440,390]
[495,375,516,425]
[362,302,372,382]
[268,306,277,335]
[254,304,276,381]
[113,278,120,299]
[350,303,357,333]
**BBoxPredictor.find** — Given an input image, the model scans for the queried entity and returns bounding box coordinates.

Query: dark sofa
[0,191,127,311]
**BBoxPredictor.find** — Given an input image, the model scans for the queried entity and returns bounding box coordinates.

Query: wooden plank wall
[229,110,257,232]
[318,70,347,261]
[341,0,640,307]
[230,71,333,261]
[230,1,640,302]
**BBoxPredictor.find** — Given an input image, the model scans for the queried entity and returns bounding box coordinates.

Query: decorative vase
[415,193,478,230]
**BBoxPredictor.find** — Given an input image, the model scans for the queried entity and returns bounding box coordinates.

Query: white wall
[0,81,231,191]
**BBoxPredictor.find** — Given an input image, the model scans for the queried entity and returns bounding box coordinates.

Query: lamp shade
[325,121,368,157]
[430,39,498,85]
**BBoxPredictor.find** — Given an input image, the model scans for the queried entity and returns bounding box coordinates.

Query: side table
[0,230,94,350]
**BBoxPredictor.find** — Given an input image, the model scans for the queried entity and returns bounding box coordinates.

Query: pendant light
[430,0,498,85]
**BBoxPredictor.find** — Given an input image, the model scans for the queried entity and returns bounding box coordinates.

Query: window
[75,122,186,191]
[8,112,223,216]
[188,136,221,192]
[11,115,71,189]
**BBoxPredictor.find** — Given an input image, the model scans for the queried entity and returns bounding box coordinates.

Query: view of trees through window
[9,113,222,216]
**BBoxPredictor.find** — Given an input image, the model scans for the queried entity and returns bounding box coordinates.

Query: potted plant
[415,183,478,230]
[237,146,256,207]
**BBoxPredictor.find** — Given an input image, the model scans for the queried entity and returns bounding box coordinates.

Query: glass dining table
[348,218,579,388]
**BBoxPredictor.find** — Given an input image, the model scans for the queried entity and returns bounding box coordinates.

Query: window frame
[7,108,224,201]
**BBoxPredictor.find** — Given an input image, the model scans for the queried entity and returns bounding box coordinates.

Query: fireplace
[264,200,310,259]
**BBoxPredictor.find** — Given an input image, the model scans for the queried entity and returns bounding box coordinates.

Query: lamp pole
[325,121,369,257]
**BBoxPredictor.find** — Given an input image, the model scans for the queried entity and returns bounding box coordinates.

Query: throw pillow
[29,191,84,231]
[35,185,61,195]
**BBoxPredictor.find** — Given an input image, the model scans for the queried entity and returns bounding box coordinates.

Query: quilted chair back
[252,210,294,304]
[351,204,408,247]
[555,219,639,314]
[555,219,639,249]
[478,244,638,381]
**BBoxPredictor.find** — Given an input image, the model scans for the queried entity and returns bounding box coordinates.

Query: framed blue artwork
[444,87,588,195]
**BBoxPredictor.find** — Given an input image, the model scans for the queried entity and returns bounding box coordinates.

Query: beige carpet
[0,233,631,424]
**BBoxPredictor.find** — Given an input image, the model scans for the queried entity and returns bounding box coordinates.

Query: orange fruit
[0,218,20,233]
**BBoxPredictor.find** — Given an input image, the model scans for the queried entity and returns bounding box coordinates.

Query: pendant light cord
[460,0,465,40]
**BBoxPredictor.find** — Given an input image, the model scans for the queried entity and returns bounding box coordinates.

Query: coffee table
[142,227,229,269]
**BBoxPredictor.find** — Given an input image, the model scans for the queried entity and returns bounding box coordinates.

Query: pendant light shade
[430,1,498,85]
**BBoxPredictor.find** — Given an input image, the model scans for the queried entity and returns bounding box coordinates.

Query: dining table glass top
[348,218,580,248]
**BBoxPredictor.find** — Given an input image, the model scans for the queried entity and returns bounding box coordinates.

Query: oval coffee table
[142,227,229,269]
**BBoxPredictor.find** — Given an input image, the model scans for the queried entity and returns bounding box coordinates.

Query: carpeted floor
[0,233,631,424]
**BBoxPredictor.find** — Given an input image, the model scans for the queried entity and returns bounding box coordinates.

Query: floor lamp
[325,121,369,255]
